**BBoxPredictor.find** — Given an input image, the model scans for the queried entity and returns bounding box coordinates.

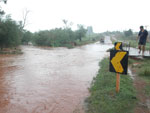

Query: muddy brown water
[0,41,112,113]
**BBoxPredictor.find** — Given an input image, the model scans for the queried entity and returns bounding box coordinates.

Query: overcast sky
[2,0,150,33]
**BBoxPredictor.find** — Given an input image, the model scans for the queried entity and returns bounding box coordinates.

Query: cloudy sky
[2,0,150,33]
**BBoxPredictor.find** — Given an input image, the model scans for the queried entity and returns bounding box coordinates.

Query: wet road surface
[0,39,112,113]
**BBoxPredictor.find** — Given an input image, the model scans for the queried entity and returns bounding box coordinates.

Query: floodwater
[0,37,112,113]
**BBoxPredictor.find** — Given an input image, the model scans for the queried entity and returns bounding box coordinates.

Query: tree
[0,16,22,49]
[19,8,30,30]
[62,19,73,29]
[32,28,76,47]
[76,24,87,41]
[22,31,32,45]
[18,9,31,45]
[124,29,133,37]
[33,30,52,46]
[0,0,7,16]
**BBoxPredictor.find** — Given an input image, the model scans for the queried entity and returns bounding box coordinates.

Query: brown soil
[130,64,150,113]
[0,47,22,54]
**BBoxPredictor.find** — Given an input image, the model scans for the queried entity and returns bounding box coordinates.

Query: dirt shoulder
[0,47,23,54]
[129,58,150,113]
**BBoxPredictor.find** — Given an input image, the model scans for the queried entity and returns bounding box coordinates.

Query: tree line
[0,16,89,49]
[0,9,91,49]
[32,25,87,47]
[0,0,22,49]
[0,1,103,49]
[0,16,22,49]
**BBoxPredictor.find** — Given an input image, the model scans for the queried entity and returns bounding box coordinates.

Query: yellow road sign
[115,42,122,50]
[111,52,126,73]
[109,50,128,74]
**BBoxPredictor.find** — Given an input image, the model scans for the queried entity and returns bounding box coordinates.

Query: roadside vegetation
[31,20,104,48]
[0,2,104,52]
[129,58,150,96]
[0,1,30,54]
[108,29,150,51]
[0,16,22,49]
[31,25,104,48]
[128,58,150,112]
[85,58,137,113]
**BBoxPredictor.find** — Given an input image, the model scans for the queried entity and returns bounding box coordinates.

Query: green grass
[119,36,150,50]
[112,34,150,50]
[128,40,150,50]
[128,40,137,48]
[145,85,150,96]
[75,36,102,46]
[129,58,150,96]
[85,58,137,113]
[129,58,150,77]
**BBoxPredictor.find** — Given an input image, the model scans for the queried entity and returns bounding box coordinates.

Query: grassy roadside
[75,36,103,47]
[60,35,104,48]
[85,58,137,113]
[128,58,150,112]
[127,40,150,51]
[112,34,150,50]
[129,58,150,97]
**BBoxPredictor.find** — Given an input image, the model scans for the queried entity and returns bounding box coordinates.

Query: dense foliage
[22,31,32,45]
[32,26,87,47]
[0,1,24,50]
[0,0,7,15]
[0,2,102,49]
[124,29,133,37]
[0,17,22,49]
[0,2,101,49]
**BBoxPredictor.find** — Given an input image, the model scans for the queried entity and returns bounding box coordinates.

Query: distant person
[137,26,148,56]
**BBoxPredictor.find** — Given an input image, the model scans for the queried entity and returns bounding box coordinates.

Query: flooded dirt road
[0,39,112,113]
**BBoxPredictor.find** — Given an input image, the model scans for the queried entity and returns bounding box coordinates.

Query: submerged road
[0,37,112,113]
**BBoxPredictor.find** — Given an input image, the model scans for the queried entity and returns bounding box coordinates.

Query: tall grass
[85,58,137,113]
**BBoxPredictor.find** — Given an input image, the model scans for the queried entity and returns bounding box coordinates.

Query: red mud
[0,42,112,113]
